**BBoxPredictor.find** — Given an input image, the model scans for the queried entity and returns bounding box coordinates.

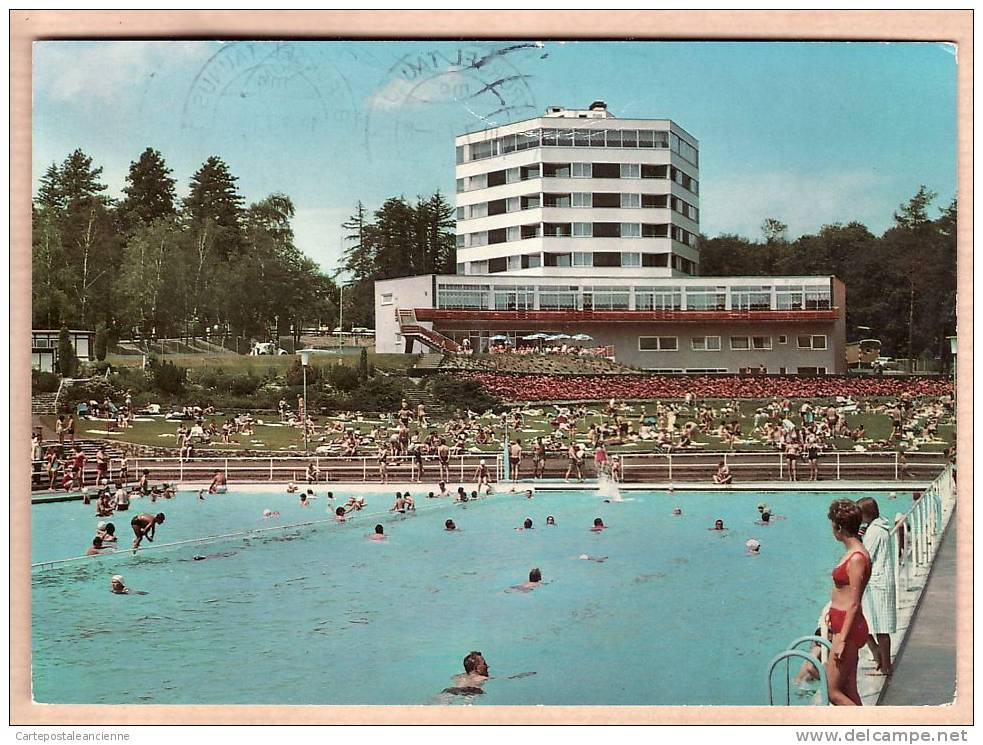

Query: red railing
[414,308,839,324]
[399,323,462,353]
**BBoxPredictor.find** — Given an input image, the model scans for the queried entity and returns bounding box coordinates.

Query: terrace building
[375,103,847,375]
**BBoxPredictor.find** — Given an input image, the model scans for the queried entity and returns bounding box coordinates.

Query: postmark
[365,42,544,164]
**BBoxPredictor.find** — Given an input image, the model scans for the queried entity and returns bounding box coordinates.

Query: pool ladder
[766,635,832,706]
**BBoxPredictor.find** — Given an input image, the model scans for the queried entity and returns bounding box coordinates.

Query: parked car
[250,342,288,356]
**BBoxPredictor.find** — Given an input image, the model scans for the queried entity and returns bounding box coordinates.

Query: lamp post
[301,350,311,455]
[947,335,957,423]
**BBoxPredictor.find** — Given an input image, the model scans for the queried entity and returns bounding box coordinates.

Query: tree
[35,162,64,210]
[341,201,372,281]
[761,218,788,244]
[119,148,177,229]
[94,323,108,361]
[56,327,79,377]
[32,206,71,327]
[358,346,369,381]
[893,185,938,229]
[184,156,245,259]
[58,148,107,206]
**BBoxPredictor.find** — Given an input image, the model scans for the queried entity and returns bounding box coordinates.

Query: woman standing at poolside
[825,499,872,705]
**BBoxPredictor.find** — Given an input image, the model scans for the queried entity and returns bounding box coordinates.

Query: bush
[229,375,263,396]
[151,360,187,394]
[109,366,152,395]
[32,369,61,393]
[94,323,108,361]
[285,357,321,387]
[61,379,118,415]
[358,347,369,381]
[425,375,499,413]
[57,327,78,378]
[325,363,361,393]
[347,377,404,414]
[313,391,348,414]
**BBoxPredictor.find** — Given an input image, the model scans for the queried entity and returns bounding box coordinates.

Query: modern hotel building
[375,102,846,374]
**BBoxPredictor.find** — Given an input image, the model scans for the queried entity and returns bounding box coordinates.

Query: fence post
[894,452,899,481]
[460,456,465,483]
[363,457,367,482]
[225,459,229,479]
[179,458,183,482]
[778,452,783,480]
[269,458,274,481]
[836,452,841,481]
[667,453,672,482]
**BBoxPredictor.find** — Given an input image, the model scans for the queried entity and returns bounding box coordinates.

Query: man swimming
[131,512,165,551]
[369,524,386,541]
[709,519,727,531]
[208,470,227,494]
[515,517,534,531]
[445,519,457,531]
[507,567,543,592]
[590,517,606,532]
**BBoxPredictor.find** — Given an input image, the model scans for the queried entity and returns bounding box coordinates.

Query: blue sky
[33,40,957,272]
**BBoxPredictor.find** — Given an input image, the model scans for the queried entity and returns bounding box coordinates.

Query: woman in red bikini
[825,499,872,705]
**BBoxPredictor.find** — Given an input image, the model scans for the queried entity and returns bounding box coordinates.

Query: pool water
[31,487,916,705]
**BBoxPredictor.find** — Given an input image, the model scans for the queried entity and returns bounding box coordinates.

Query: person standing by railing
[857,497,896,677]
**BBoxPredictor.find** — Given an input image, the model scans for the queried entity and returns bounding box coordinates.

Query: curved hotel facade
[376,102,846,374]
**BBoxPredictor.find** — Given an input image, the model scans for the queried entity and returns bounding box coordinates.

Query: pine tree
[58,148,107,206]
[120,148,177,228]
[341,201,373,281]
[36,162,65,209]
[184,156,245,257]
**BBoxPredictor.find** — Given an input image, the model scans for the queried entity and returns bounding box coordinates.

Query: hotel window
[469,260,488,274]
[752,336,773,350]
[456,262,466,275]
[495,286,535,310]
[469,202,488,219]
[642,223,669,238]
[572,252,593,267]
[571,192,591,207]
[521,224,542,240]
[488,257,508,273]
[572,162,592,178]
[501,134,517,153]
[620,223,641,238]
[804,286,832,309]
[506,167,521,184]
[620,163,641,179]
[620,193,641,208]
[543,193,571,208]
[438,284,490,310]
[685,286,726,310]
[544,223,572,238]
[456,146,465,164]
[592,163,620,179]
[506,226,521,242]
[521,195,541,210]
[589,129,606,147]
[775,286,804,310]
[539,286,579,310]
[731,286,772,311]
[541,129,557,146]
[621,252,642,267]
[469,231,489,247]
[574,129,591,147]
[593,222,620,238]
[691,336,721,351]
[468,174,487,191]
[593,252,621,268]
[778,335,788,345]
[653,131,670,149]
[455,207,465,221]
[507,255,521,271]
[487,199,507,216]
[456,178,465,193]
[642,253,669,268]
[456,234,465,248]
[381,293,393,306]
[544,252,572,267]
[556,129,574,147]
[621,130,638,148]
[592,192,620,208]
[544,163,571,178]
[572,222,592,237]
[506,197,520,213]
[639,336,678,351]
[797,335,828,350]
[516,130,540,151]
[730,336,751,351]
[642,194,668,208]
[521,254,541,269]
[471,140,495,160]
[635,287,681,310]
[605,129,622,147]
[641,164,668,179]
[592,287,630,310]
[520,164,540,180]
[637,130,655,148]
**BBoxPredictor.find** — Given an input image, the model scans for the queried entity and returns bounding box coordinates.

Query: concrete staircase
[33,437,128,489]
[400,378,449,419]
[413,353,446,371]
[31,392,59,416]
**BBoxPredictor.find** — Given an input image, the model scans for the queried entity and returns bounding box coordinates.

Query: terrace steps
[31,392,59,416]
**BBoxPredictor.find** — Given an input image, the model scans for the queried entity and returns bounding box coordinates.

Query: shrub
[347,377,404,414]
[425,375,500,413]
[32,370,61,393]
[94,323,108,361]
[325,363,361,393]
[229,375,262,396]
[61,379,118,415]
[151,360,187,394]
[56,327,79,378]
[285,357,321,387]
[358,347,369,381]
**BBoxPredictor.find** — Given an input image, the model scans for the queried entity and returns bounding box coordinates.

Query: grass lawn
[45,397,954,456]
[106,351,419,374]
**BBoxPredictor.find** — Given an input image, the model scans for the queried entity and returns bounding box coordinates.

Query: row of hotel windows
[461,252,699,275]
[458,223,698,248]
[456,163,699,196]
[435,284,832,311]
[458,128,699,166]
[456,193,698,221]
[637,335,828,352]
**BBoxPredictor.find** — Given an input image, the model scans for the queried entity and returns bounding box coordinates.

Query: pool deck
[877,516,957,706]
[31,478,932,504]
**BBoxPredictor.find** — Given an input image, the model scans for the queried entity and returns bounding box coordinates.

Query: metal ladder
[766,635,831,706]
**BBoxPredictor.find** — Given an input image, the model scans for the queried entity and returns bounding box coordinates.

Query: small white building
[31,329,95,373]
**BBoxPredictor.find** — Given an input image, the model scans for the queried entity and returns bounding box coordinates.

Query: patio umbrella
[522,333,547,340]
[571,333,593,341]
[546,333,571,341]
[489,334,509,341]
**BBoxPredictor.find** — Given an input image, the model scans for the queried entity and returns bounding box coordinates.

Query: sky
[33,40,957,274]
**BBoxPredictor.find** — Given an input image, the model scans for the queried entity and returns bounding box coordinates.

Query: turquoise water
[31,487,916,705]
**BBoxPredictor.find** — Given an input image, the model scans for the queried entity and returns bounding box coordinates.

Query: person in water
[110,574,130,594]
[825,499,872,706]
[709,518,727,531]
[442,651,490,696]
[445,519,457,531]
[590,517,606,532]
[516,517,534,531]
[746,538,761,555]
[672,507,683,516]
[130,513,165,550]
[335,506,347,523]
[507,567,543,592]
[86,537,106,556]
[369,524,386,541]
[545,515,556,526]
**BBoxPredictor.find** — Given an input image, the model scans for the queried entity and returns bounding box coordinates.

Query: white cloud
[34,41,215,105]
[702,169,888,240]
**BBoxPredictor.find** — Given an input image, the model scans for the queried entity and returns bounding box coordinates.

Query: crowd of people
[458,372,953,403]
[486,343,613,358]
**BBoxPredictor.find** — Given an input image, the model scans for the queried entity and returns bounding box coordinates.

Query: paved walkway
[879,515,957,705]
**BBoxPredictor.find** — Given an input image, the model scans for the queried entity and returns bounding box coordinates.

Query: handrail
[766,649,829,706]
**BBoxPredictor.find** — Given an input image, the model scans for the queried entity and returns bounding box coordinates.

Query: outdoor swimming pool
[31,486,917,705]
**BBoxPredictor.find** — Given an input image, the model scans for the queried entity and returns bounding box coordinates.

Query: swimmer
[525,489,534,499]
[262,509,280,519]
[516,517,534,531]
[578,554,608,563]
[448,651,489,691]
[208,470,227,494]
[110,574,130,594]
[96,521,117,543]
[130,513,165,551]
[299,493,310,507]
[437,482,450,497]
[286,482,298,494]
[590,517,606,532]
[794,628,824,686]
[746,538,762,555]
[445,519,457,531]
[86,537,105,556]
[369,524,386,541]
[709,519,727,531]
[390,492,407,513]
[326,491,334,501]
[507,567,543,592]
[404,493,416,511]
[470,490,479,500]
[197,489,206,501]
[335,506,346,523]
[428,491,436,499]
[545,515,556,526]
[672,507,683,516]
